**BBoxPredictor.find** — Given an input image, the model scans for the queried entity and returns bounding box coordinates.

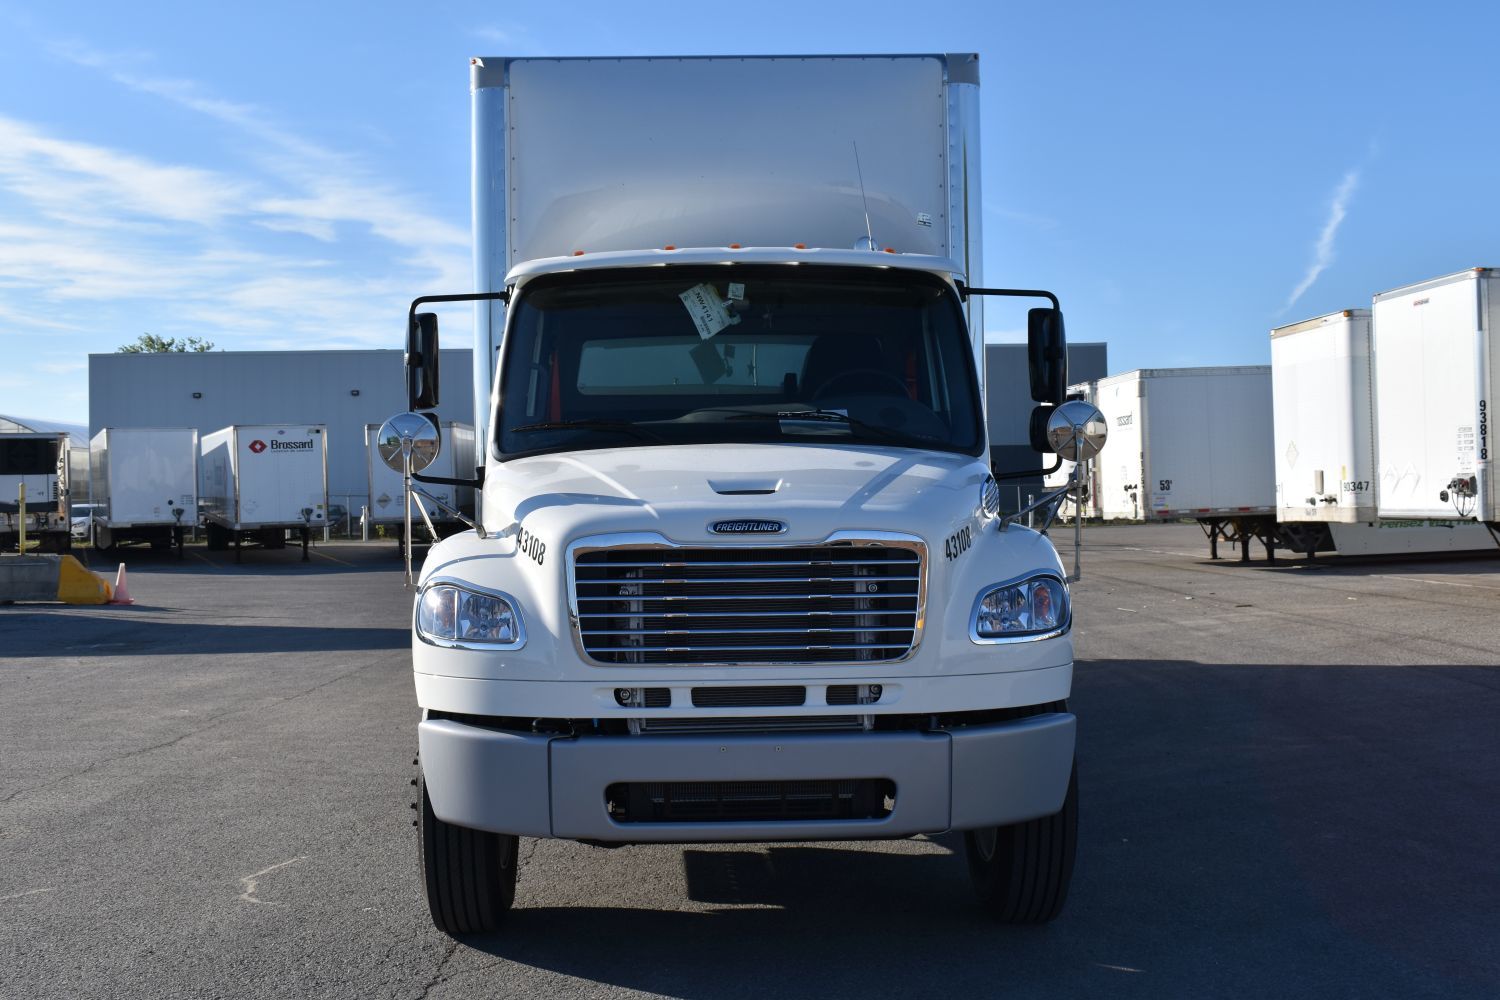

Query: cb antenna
[853,141,874,250]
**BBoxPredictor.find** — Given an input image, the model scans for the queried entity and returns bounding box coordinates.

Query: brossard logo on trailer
[248,438,315,454]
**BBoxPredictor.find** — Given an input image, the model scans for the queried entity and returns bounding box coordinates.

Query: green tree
[116,334,216,354]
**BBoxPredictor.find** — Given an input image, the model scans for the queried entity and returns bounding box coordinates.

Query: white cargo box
[90,428,198,527]
[0,432,69,525]
[1372,268,1498,521]
[365,422,475,525]
[200,425,328,529]
[1271,310,1374,523]
[1090,367,1274,520]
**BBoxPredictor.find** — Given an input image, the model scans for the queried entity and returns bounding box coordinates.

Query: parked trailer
[1372,268,1499,531]
[0,431,71,552]
[1089,367,1276,560]
[1271,309,1499,557]
[365,421,475,549]
[200,425,328,561]
[89,428,199,557]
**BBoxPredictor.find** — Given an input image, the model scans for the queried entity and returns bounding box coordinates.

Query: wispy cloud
[1283,169,1359,312]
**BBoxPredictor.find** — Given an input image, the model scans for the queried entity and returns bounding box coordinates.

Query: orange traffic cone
[109,562,135,605]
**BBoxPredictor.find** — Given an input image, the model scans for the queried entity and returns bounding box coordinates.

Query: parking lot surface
[3,526,1498,999]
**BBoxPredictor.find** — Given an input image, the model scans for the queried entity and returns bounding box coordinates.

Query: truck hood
[482,443,988,546]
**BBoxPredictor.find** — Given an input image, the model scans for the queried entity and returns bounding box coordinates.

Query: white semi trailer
[0,431,71,553]
[1372,268,1500,534]
[1272,309,1498,557]
[365,421,475,550]
[393,53,1111,934]
[89,427,198,557]
[199,424,328,561]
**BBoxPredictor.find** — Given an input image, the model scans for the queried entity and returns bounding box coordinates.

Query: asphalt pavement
[2,526,1498,999]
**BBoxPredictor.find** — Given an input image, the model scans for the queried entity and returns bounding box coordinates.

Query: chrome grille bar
[572,540,924,665]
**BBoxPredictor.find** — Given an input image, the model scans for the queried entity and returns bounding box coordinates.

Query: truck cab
[393,54,1106,934]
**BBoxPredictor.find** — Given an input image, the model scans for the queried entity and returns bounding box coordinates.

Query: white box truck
[397,53,1110,933]
[365,421,475,547]
[1372,268,1499,528]
[0,431,71,552]
[1088,367,1277,559]
[1272,309,1498,558]
[199,424,328,561]
[88,427,198,557]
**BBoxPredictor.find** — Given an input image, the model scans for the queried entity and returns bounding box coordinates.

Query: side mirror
[407,312,440,411]
[1045,400,1108,462]
[375,412,442,473]
[1027,308,1067,405]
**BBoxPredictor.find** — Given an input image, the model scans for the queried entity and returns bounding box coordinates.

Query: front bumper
[419,712,1076,842]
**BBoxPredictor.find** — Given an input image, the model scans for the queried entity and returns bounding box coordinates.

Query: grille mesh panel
[574,544,921,664]
[607,779,895,823]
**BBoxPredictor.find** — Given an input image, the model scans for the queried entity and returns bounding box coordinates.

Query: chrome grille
[573,543,923,665]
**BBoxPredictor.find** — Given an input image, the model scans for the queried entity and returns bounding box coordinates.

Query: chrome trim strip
[565,529,928,667]
[967,570,1072,646]
[414,575,528,652]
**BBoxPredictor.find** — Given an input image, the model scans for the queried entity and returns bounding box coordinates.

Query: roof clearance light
[794,243,807,249]
[572,250,585,256]
[663,245,677,251]
[729,243,741,249]
[883,247,897,254]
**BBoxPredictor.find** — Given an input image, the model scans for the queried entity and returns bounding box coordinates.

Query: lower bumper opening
[605,779,896,824]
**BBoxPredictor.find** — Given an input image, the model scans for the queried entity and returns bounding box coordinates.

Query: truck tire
[419,775,518,935]
[963,760,1078,923]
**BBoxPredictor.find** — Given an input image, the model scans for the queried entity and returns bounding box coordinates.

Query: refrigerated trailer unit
[1372,268,1500,530]
[199,425,328,561]
[0,431,71,552]
[365,421,475,544]
[1090,367,1277,559]
[89,427,198,557]
[1272,308,1498,558]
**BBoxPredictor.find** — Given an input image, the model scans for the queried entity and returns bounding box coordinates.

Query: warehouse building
[89,350,474,522]
[87,341,1102,518]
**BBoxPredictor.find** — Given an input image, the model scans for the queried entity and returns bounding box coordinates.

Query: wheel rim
[973,826,998,861]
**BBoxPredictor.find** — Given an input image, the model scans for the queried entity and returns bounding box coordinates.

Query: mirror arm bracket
[993,455,1063,481]
[412,468,485,489]
[407,290,510,337]
[954,283,1060,310]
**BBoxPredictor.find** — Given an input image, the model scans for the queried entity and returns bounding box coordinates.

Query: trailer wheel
[963,760,1078,923]
[419,773,518,935]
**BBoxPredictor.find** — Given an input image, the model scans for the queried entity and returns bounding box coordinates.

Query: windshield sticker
[679,283,737,340]
[726,282,745,301]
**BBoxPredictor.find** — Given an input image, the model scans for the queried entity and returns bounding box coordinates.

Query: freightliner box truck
[391,53,1111,933]
[200,424,328,561]
[88,427,199,557]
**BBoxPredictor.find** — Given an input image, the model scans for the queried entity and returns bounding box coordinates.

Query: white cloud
[1283,169,1360,313]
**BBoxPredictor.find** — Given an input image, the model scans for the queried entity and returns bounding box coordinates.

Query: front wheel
[419,774,518,935]
[964,760,1078,923]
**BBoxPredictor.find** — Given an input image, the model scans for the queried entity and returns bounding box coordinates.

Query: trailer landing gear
[1198,515,1278,564]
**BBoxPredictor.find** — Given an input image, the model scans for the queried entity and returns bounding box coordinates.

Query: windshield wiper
[692,407,938,445]
[509,419,668,443]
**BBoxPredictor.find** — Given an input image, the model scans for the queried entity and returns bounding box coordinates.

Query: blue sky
[1,0,1496,425]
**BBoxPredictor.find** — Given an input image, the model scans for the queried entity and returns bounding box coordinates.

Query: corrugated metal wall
[88,350,474,515]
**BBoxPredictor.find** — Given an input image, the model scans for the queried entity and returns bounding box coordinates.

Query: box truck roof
[506,247,964,285]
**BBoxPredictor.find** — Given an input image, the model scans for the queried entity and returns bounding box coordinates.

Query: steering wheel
[813,368,910,399]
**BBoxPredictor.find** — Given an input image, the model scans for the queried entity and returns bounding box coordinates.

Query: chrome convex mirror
[1045,400,1108,461]
[378,412,441,587]
[376,412,441,473]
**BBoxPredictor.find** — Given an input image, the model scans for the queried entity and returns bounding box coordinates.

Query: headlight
[971,574,1069,642]
[416,582,525,648]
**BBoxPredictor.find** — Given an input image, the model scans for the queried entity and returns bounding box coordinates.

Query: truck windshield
[495,266,983,459]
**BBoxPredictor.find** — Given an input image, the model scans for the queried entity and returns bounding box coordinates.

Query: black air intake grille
[574,544,922,665]
[606,779,895,823]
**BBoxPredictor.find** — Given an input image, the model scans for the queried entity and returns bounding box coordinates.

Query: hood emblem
[710,519,786,535]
